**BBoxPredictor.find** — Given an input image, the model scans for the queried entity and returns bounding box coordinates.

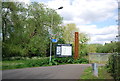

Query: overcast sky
[6,0,118,44]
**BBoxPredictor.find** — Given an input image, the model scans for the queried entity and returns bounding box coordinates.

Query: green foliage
[106,53,120,80]
[2,2,63,58]
[79,43,97,57]
[63,23,79,43]
[2,57,89,70]
[97,42,117,53]
[87,44,97,53]
[116,42,120,53]
[25,58,49,67]
[79,33,89,44]
[63,23,89,44]
[51,57,74,64]
[57,38,66,44]
[2,57,49,70]
[50,57,89,65]
[85,42,118,54]
[62,23,89,58]
[79,33,90,57]
[80,66,113,79]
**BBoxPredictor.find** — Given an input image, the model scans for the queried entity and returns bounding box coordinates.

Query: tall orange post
[74,32,79,60]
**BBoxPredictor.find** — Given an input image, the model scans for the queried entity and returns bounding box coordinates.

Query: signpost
[49,39,57,62]
[56,44,72,57]
[74,32,79,59]
[92,63,98,77]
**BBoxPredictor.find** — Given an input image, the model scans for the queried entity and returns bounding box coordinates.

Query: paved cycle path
[2,64,98,79]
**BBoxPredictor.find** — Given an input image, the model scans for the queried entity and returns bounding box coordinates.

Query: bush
[50,57,89,65]
[106,53,120,80]
[25,58,49,67]
[2,57,89,70]
[73,58,89,64]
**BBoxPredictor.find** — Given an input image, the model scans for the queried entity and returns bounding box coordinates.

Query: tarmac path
[2,64,98,79]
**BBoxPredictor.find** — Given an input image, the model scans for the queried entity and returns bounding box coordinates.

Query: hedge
[106,53,120,80]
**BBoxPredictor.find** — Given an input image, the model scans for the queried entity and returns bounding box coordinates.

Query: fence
[89,53,112,64]
[89,53,120,80]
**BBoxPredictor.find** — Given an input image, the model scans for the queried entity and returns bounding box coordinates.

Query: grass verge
[2,57,89,70]
[2,57,49,70]
[80,66,113,79]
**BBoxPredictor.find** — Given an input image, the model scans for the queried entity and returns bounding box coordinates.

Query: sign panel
[56,44,72,57]
[52,39,57,43]
[61,46,72,56]
[56,46,61,55]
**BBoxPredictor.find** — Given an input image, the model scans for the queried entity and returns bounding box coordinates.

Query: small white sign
[56,47,61,55]
[61,46,72,56]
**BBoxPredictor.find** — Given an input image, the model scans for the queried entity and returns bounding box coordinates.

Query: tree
[63,23,78,44]
[87,44,97,53]
[79,33,89,44]
[62,23,89,57]
[102,42,117,53]
[2,2,27,57]
[2,2,63,58]
[79,33,90,57]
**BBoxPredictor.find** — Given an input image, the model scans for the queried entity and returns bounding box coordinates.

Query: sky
[4,0,118,44]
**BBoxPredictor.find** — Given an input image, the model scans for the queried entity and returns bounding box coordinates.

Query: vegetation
[98,42,116,53]
[1,2,119,81]
[80,66,113,79]
[63,23,79,43]
[1,2,90,70]
[84,42,118,54]
[2,57,88,70]
[2,2,63,58]
[2,2,90,59]
[106,53,120,80]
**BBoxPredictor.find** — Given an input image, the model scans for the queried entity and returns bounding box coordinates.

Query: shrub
[2,57,89,70]
[50,57,88,65]
[106,53,120,80]
[25,58,49,67]
[73,58,89,64]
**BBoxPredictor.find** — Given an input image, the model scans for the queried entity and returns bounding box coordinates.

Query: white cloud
[45,0,117,25]
[78,25,117,35]
[77,25,118,44]
[44,0,118,44]
[3,0,30,4]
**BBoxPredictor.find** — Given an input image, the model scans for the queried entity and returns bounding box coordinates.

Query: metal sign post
[92,63,98,77]
[49,39,57,62]
[50,40,52,62]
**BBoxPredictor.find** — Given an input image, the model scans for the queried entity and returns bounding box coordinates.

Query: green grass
[80,66,113,79]
[2,57,89,70]
[2,57,49,70]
